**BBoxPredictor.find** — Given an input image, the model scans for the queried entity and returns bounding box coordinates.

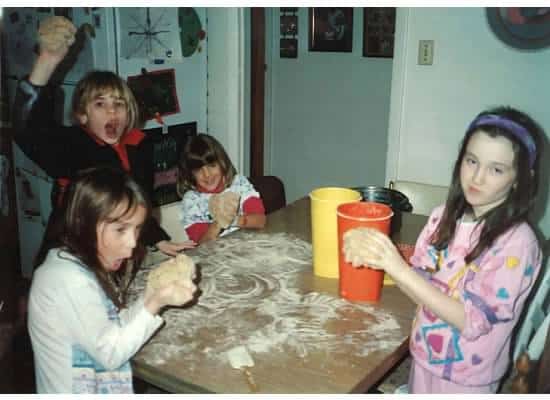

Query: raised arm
[29,16,77,86]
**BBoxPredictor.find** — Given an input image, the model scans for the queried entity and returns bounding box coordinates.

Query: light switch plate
[418,40,434,65]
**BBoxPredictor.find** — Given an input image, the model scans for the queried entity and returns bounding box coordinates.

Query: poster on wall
[117,7,183,61]
[143,122,197,206]
[127,68,180,122]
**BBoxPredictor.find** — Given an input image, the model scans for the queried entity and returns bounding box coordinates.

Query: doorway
[250,8,265,178]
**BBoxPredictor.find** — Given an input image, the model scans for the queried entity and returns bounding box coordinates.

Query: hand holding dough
[342,228,378,268]
[209,191,240,228]
[38,16,77,56]
[148,253,195,289]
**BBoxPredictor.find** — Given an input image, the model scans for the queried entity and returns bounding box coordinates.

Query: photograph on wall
[280,15,298,36]
[309,7,353,52]
[280,38,298,58]
[127,68,180,122]
[363,7,396,58]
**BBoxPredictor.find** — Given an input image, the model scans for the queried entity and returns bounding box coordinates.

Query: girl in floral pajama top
[343,106,545,393]
[177,133,266,244]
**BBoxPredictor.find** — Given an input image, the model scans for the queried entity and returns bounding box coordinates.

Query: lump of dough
[209,191,240,228]
[148,253,195,290]
[342,228,376,268]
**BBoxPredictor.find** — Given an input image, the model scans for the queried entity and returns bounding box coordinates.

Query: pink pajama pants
[408,360,499,394]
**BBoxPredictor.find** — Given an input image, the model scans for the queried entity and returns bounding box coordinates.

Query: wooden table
[131,197,428,393]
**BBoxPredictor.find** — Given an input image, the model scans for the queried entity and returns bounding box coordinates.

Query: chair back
[389,180,448,216]
[154,201,189,242]
[513,258,550,361]
[248,175,286,214]
[511,312,550,393]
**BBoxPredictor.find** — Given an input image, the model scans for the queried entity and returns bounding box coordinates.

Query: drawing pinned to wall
[179,7,206,57]
[4,9,40,76]
[118,7,183,61]
[127,68,180,123]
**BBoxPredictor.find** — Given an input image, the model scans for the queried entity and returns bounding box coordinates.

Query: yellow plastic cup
[309,187,361,278]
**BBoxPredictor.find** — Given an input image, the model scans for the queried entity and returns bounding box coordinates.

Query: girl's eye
[491,167,503,175]
[94,101,104,107]
[465,157,476,165]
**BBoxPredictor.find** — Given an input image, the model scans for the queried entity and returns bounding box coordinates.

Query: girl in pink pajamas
[344,106,544,393]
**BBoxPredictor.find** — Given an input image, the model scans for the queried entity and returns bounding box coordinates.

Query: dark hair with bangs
[34,166,151,308]
[431,106,543,263]
[177,133,237,196]
[71,70,140,132]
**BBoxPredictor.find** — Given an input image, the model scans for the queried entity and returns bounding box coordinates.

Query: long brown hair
[34,166,151,308]
[177,133,237,196]
[432,106,543,263]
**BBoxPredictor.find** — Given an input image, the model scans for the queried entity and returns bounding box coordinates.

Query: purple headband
[468,114,537,168]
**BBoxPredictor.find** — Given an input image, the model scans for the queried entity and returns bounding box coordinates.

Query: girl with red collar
[12,16,195,257]
[177,133,266,244]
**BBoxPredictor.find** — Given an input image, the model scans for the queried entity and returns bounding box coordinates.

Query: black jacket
[12,78,170,246]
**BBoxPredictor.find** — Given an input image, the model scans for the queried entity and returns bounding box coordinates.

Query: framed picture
[280,38,298,58]
[127,68,180,122]
[363,7,396,58]
[308,7,353,52]
[280,15,298,36]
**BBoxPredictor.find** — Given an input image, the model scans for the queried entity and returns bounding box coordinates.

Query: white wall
[207,8,246,173]
[387,8,550,238]
[267,7,394,202]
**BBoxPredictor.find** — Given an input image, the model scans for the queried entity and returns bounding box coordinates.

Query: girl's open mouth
[105,121,119,139]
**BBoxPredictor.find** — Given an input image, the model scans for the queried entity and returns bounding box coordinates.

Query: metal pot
[351,185,413,233]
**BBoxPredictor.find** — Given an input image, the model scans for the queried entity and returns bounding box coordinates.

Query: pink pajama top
[408,205,542,386]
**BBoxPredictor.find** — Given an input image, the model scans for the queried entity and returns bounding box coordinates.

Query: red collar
[82,126,145,146]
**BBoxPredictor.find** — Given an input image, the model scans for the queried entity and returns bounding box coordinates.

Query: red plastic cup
[337,201,394,302]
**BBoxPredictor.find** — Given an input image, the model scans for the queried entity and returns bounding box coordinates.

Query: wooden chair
[389,180,448,216]
[511,312,550,393]
[509,241,550,393]
[248,175,286,214]
[513,257,550,362]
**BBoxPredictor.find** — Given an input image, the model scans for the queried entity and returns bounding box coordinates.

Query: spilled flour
[128,232,404,368]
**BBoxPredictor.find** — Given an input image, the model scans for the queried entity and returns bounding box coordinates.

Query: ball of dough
[148,253,195,290]
[209,191,240,228]
[342,228,376,268]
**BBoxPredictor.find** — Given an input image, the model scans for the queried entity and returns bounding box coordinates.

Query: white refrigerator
[3,7,207,277]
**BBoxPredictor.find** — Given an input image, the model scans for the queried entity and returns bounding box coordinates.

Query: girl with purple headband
[343,106,544,393]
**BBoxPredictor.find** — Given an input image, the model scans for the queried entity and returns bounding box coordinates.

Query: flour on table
[128,232,404,367]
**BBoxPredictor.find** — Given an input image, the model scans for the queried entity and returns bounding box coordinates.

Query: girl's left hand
[342,228,405,274]
[156,240,197,256]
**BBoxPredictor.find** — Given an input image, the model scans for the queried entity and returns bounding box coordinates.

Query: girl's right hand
[144,280,197,315]
[37,16,77,62]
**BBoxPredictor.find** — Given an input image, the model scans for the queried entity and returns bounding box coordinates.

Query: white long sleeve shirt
[28,248,163,393]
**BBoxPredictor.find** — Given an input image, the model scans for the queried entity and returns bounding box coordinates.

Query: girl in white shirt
[28,166,197,393]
